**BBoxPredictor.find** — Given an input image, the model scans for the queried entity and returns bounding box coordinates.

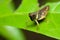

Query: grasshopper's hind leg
[35,20,39,25]
[35,20,39,31]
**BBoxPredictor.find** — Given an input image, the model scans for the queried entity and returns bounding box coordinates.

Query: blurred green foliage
[0,26,25,40]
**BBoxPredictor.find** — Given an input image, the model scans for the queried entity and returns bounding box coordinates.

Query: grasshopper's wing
[38,5,49,20]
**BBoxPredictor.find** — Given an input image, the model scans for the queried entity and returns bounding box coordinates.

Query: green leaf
[15,0,39,13]
[0,0,60,39]
[0,0,13,16]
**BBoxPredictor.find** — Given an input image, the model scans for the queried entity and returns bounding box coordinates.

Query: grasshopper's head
[29,12,36,21]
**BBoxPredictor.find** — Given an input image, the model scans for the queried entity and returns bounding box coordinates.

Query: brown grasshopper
[29,5,49,25]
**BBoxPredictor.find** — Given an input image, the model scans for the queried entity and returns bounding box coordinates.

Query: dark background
[0,29,57,40]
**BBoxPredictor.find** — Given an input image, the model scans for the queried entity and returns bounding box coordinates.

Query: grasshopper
[29,5,49,25]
